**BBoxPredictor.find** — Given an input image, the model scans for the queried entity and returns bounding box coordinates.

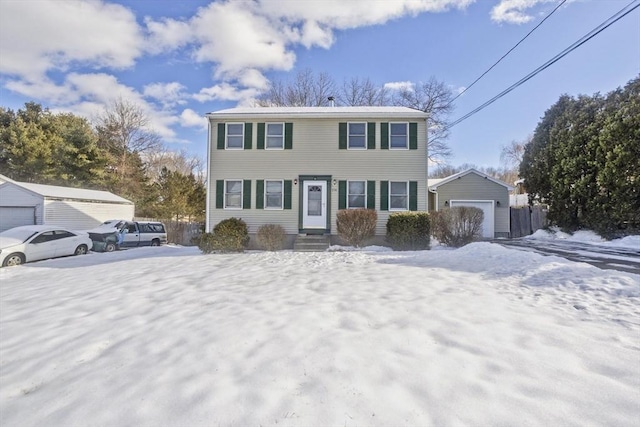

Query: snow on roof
[207,106,428,119]
[428,168,514,191]
[6,181,133,204]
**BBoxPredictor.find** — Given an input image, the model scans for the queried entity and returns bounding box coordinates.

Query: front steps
[293,234,331,252]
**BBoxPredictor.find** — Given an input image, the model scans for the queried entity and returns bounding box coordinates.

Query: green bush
[386,212,430,250]
[257,224,286,251]
[336,209,378,247]
[199,218,250,253]
[431,206,484,247]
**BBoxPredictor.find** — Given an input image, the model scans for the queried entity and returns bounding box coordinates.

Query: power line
[450,0,567,104]
[447,0,640,130]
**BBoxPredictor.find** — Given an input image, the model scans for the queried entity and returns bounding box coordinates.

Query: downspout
[205,116,211,232]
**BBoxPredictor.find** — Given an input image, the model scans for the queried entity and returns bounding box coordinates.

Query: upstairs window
[390,123,408,149]
[226,123,244,149]
[266,123,284,149]
[348,122,367,149]
[389,181,408,210]
[347,181,366,209]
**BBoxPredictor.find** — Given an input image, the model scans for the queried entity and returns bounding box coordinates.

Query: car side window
[139,224,151,233]
[126,224,138,233]
[30,231,55,244]
[53,230,75,240]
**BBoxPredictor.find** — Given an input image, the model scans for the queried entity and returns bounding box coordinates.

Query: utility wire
[450,0,567,105]
[447,0,640,130]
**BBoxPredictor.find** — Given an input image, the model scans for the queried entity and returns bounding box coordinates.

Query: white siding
[43,200,135,230]
[208,117,428,236]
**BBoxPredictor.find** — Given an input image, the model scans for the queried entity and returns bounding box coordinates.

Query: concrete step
[294,235,331,252]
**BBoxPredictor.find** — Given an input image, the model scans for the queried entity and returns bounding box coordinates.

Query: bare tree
[500,137,528,170]
[144,148,205,183]
[337,77,389,106]
[257,68,336,107]
[392,77,455,162]
[95,98,162,179]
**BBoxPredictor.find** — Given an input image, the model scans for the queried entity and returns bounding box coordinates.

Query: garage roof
[2,181,133,204]
[428,168,514,191]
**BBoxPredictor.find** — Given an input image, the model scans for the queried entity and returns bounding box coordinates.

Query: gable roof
[428,168,514,191]
[1,181,133,204]
[207,106,428,120]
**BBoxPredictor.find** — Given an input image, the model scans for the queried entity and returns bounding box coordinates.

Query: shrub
[199,218,250,253]
[336,209,378,247]
[386,212,430,250]
[257,224,286,251]
[431,206,484,247]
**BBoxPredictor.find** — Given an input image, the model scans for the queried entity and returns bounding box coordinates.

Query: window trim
[265,122,285,150]
[347,180,367,209]
[347,122,367,150]
[389,180,409,211]
[264,179,284,210]
[389,122,409,150]
[224,179,243,210]
[225,122,244,150]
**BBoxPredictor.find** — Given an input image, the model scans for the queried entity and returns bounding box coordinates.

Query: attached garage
[428,169,514,238]
[0,177,134,232]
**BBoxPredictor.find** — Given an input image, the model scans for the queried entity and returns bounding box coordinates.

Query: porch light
[444,200,449,206]
[294,179,298,185]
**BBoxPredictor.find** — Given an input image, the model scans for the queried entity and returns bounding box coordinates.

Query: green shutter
[338,180,347,209]
[284,180,292,209]
[285,123,293,149]
[367,180,375,209]
[243,180,251,209]
[380,122,389,150]
[409,181,418,211]
[244,123,252,149]
[339,122,347,149]
[367,122,376,149]
[409,122,418,150]
[257,123,265,150]
[380,181,389,211]
[216,180,224,208]
[217,123,225,150]
[256,180,264,209]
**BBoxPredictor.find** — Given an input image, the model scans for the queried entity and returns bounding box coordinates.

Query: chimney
[328,96,335,107]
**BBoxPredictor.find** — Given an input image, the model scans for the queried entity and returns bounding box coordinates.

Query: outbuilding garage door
[450,200,494,238]
[0,207,36,232]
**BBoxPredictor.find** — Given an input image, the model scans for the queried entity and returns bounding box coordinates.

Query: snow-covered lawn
[1,244,639,427]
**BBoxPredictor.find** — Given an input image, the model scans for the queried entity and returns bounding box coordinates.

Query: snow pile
[527,227,640,248]
[1,245,638,427]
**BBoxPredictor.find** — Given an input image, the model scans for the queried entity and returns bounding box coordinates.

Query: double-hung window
[226,123,244,149]
[266,123,284,149]
[389,181,408,210]
[348,122,366,149]
[390,122,408,149]
[265,180,283,209]
[347,181,366,209]
[224,180,243,209]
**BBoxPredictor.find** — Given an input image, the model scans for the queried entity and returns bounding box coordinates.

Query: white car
[0,225,93,267]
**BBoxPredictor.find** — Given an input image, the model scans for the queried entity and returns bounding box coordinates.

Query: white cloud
[491,0,559,24]
[194,83,261,103]
[180,109,208,130]
[0,0,144,80]
[384,81,415,91]
[144,17,193,54]
[143,82,188,107]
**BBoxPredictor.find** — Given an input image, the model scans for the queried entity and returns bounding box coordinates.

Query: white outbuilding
[0,175,134,232]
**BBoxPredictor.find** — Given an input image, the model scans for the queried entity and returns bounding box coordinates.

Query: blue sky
[1,0,638,169]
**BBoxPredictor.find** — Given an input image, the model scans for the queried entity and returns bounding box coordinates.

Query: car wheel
[105,243,116,252]
[151,239,160,247]
[2,253,25,267]
[74,244,88,255]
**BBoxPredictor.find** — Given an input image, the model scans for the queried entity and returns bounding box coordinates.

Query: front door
[302,180,327,229]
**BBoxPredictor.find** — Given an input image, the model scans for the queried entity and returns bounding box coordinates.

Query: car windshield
[0,228,39,243]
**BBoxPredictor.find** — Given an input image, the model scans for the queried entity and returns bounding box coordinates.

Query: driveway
[494,238,640,274]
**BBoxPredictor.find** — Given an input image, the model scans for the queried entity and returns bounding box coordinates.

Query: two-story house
[205,106,429,248]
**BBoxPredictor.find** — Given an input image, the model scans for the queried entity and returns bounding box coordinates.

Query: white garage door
[450,200,494,238]
[0,207,36,232]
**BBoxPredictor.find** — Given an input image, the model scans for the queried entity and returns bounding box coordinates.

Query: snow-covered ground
[1,244,639,427]
[525,227,640,249]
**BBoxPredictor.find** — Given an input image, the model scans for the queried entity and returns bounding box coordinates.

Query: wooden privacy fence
[510,206,548,238]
